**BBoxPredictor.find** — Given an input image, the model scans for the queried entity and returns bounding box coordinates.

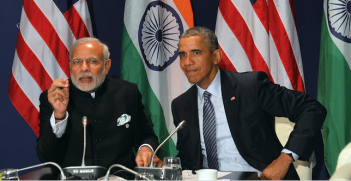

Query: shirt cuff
[282,148,299,163]
[50,111,69,138]
[138,144,154,152]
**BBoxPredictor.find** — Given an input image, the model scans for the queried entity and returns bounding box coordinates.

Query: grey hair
[69,37,110,62]
[180,26,218,53]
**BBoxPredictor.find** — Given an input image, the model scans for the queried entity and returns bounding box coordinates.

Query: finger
[49,90,67,103]
[135,155,144,167]
[260,173,266,180]
[49,78,69,92]
[155,159,163,168]
[62,87,70,99]
[142,154,151,167]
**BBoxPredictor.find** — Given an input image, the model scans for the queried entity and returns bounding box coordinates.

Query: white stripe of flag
[8,0,92,137]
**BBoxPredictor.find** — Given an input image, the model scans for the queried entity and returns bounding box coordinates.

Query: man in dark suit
[171,27,326,180]
[36,37,161,176]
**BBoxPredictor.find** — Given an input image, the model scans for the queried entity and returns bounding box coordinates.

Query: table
[182,170,259,180]
[19,167,259,180]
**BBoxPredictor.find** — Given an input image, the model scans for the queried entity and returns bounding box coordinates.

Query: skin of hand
[47,78,70,123]
[135,146,163,168]
[260,152,293,180]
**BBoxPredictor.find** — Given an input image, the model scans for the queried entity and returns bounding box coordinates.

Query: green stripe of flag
[318,9,351,175]
[120,24,178,158]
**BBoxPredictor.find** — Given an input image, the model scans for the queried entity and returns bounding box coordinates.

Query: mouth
[79,76,93,83]
[185,68,199,75]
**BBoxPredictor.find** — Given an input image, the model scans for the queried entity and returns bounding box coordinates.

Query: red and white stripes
[216,0,305,92]
[8,0,92,137]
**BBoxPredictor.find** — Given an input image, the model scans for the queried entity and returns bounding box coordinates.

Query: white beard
[71,66,106,93]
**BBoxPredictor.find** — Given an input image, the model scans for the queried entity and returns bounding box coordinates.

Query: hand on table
[260,152,293,180]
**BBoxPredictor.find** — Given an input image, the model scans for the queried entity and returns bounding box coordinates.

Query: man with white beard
[36,37,161,179]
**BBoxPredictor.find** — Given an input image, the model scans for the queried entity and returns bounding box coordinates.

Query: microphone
[1,162,69,180]
[82,116,87,167]
[134,120,186,179]
[63,116,107,180]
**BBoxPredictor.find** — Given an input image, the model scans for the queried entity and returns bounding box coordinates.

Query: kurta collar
[69,77,108,98]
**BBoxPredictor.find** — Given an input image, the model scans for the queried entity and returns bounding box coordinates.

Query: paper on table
[182,170,232,180]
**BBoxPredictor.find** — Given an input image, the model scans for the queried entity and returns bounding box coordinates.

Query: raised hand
[47,78,70,123]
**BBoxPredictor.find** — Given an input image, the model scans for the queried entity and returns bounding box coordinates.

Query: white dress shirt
[196,70,297,173]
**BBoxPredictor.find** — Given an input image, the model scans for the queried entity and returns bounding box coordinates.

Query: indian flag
[121,0,194,157]
[318,0,351,175]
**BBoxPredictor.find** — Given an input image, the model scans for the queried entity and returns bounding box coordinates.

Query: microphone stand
[134,120,186,179]
[102,164,151,180]
[3,162,68,180]
[149,120,186,168]
[63,116,107,179]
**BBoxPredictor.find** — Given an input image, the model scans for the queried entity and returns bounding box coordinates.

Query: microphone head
[82,116,87,125]
[177,120,186,129]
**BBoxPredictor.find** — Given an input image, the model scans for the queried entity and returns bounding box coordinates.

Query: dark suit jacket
[171,69,326,179]
[36,77,159,171]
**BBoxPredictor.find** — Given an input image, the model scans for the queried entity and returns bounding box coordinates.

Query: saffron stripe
[173,0,194,28]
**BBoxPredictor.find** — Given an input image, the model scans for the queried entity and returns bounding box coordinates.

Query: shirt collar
[196,70,222,102]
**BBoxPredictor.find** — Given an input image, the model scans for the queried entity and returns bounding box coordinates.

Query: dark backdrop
[0,0,328,179]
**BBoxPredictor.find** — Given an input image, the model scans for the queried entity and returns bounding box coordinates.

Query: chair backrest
[330,142,351,180]
[275,117,315,180]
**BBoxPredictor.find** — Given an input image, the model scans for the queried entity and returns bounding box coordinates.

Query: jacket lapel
[220,69,240,133]
[184,85,200,143]
[184,85,202,168]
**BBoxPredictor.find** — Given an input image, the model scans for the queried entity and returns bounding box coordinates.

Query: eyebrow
[72,56,98,60]
[191,49,201,52]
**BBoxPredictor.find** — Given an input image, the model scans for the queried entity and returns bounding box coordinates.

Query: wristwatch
[286,153,295,162]
[55,113,66,120]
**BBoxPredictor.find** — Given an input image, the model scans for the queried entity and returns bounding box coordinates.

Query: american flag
[8,0,93,137]
[215,0,305,93]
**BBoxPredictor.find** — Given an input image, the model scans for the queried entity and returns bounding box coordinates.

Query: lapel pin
[126,124,129,128]
[231,96,235,101]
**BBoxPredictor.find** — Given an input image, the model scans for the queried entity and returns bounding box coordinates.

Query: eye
[73,60,82,64]
[89,59,98,64]
[193,51,201,55]
[179,53,186,58]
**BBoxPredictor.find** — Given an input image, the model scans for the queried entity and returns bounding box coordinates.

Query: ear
[212,49,222,65]
[104,59,112,75]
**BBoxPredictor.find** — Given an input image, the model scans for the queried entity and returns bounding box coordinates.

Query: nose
[183,56,193,66]
[81,60,89,72]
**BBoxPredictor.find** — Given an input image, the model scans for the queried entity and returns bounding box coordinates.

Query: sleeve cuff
[50,111,69,138]
[282,148,299,163]
[138,144,154,152]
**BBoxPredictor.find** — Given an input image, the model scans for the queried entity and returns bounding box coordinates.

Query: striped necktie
[203,91,219,170]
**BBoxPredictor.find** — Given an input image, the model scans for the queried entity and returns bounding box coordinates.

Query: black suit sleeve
[254,71,327,160]
[36,91,67,164]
